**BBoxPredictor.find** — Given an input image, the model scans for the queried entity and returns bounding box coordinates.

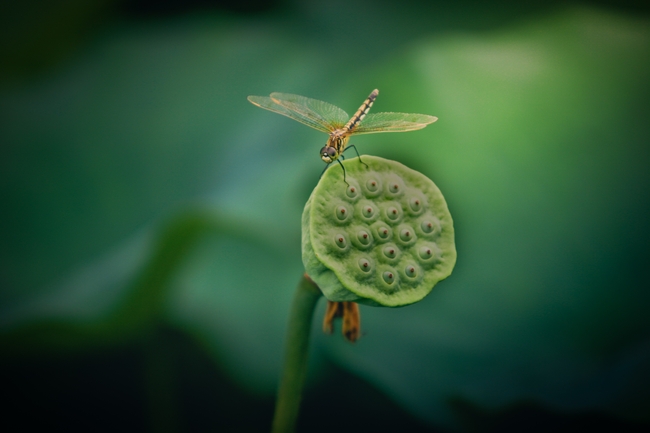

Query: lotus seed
[399,228,413,241]
[336,206,349,221]
[346,186,358,198]
[386,206,400,222]
[335,234,347,248]
[421,220,434,233]
[390,183,400,193]
[357,230,371,245]
[405,264,417,277]
[366,179,379,192]
[409,197,423,213]
[382,271,395,284]
[374,224,392,241]
[419,246,433,259]
[383,246,397,259]
[358,258,371,272]
[363,206,375,217]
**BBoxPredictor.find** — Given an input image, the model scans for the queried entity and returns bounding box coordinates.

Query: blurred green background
[1,0,649,431]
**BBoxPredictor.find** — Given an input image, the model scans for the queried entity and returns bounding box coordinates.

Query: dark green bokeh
[1,1,649,431]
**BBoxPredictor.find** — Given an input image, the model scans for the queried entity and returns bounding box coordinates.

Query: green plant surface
[271,275,322,433]
[303,156,455,307]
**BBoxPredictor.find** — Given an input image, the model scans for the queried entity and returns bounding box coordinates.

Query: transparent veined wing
[247,94,349,133]
[351,112,438,135]
[270,93,349,131]
[248,95,332,133]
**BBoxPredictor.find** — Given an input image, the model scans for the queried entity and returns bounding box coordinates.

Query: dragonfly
[247,89,437,182]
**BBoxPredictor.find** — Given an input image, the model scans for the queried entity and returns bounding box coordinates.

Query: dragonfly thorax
[320,130,349,163]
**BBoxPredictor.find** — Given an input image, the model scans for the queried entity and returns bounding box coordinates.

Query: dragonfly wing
[248,95,333,133]
[270,92,349,131]
[351,112,438,135]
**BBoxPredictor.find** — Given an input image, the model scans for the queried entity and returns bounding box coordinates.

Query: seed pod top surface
[302,155,456,307]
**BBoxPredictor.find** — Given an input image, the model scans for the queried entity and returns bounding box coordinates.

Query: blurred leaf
[321,6,650,428]
[1,3,649,432]
[0,209,278,351]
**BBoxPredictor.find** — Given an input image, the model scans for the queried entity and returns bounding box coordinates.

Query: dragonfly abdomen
[344,89,378,132]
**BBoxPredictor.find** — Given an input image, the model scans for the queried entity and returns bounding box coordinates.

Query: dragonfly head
[320,146,338,164]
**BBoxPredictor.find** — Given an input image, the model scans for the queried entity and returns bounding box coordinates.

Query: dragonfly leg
[319,160,349,186]
[336,159,349,186]
[344,145,369,169]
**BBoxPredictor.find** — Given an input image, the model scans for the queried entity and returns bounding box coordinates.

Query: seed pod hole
[421,220,435,234]
[357,230,371,245]
[383,246,397,259]
[419,246,433,260]
[363,206,375,218]
[366,179,379,192]
[386,206,400,221]
[409,197,423,213]
[405,264,418,278]
[346,185,359,199]
[399,228,413,242]
[358,258,372,273]
[334,234,347,248]
[335,206,349,221]
[374,225,392,241]
[382,271,396,285]
[389,183,400,193]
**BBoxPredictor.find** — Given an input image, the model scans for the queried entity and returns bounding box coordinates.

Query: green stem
[271,274,322,433]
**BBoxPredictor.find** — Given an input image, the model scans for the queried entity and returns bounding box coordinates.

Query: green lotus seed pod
[302,155,456,307]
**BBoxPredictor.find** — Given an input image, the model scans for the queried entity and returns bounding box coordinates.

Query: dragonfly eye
[320,146,338,163]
